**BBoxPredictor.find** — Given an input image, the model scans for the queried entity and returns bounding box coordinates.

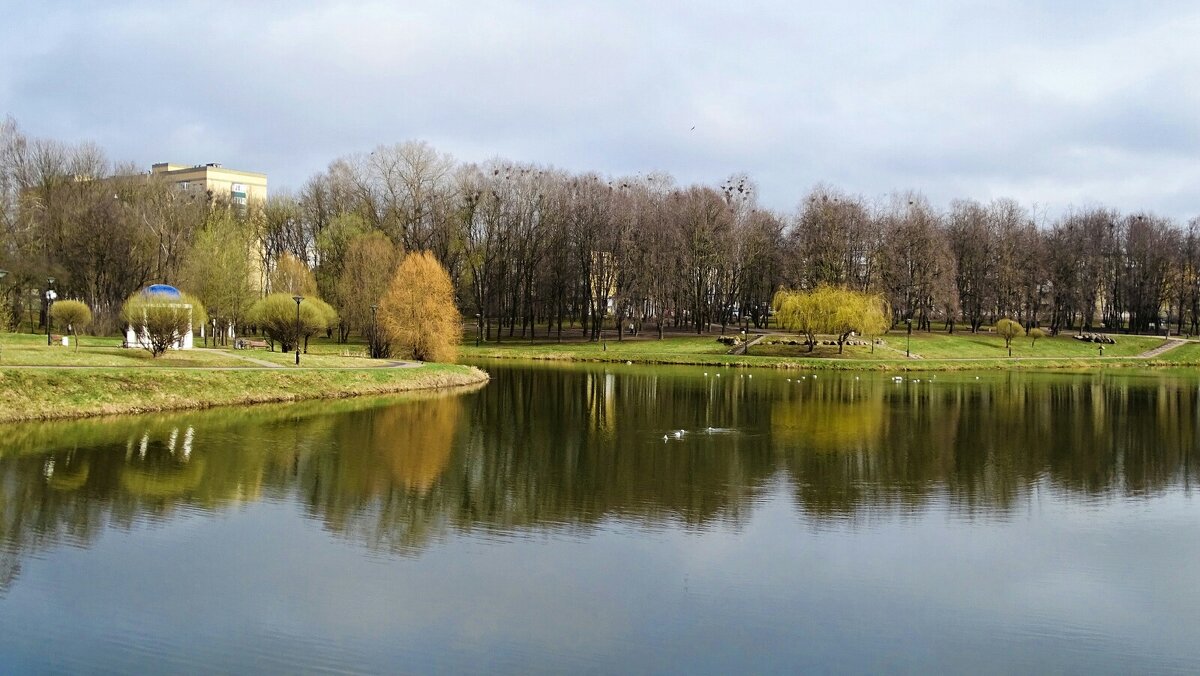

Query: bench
[235,338,269,350]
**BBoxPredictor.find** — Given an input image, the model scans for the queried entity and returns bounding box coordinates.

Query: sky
[2,0,1199,220]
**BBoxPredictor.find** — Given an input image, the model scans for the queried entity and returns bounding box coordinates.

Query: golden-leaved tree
[379,251,461,362]
[269,252,318,296]
[773,285,891,353]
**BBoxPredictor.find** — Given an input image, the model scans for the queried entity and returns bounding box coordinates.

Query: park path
[224,351,284,368]
[1136,338,1188,359]
[729,334,768,356]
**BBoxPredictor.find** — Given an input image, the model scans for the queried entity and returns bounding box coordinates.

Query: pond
[1,362,1199,673]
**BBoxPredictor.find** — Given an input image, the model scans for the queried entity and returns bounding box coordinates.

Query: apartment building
[149,162,268,205]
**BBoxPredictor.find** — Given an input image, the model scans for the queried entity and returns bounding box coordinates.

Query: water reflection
[2,366,1199,590]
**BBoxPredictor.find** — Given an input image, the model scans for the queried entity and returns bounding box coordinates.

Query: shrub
[123,291,207,358]
[250,293,337,353]
[995,318,1023,356]
[1028,327,1046,348]
[50,299,92,351]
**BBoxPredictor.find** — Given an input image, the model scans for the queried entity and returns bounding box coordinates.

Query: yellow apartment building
[149,162,268,205]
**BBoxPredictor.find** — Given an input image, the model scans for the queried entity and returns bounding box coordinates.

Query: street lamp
[293,295,303,365]
[0,270,6,362]
[0,270,7,325]
[45,277,57,346]
[905,317,913,358]
[370,304,378,358]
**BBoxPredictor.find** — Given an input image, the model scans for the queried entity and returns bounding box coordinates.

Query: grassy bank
[461,331,1200,371]
[0,332,389,368]
[0,362,489,423]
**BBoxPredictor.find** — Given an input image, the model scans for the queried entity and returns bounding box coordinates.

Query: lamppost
[0,269,6,363]
[45,277,57,346]
[293,295,303,365]
[370,304,378,358]
[0,269,7,324]
[475,313,481,347]
[905,317,913,358]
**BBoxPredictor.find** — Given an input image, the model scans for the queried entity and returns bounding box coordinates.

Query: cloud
[2,1,1199,219]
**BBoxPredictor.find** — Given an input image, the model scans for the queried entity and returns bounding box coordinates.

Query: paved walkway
[224,351,283,368]
[729,334,768,356]
[1135,338,1187,359]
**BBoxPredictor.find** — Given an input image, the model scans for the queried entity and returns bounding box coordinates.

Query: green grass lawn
[0,332,392,369]
[460,329,1192,371]
[0,331,488,422]
[1150,341,1200,364]
[0,361,488,423]
[891,331,1165,359]
[0,332,248,367]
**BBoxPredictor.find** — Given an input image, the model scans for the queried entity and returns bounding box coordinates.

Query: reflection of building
[149,162,268,205]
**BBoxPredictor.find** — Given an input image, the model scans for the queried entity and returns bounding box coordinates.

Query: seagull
[674,430,684,439]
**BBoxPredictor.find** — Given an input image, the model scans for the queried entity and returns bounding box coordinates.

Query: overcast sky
[2,1,1198,219]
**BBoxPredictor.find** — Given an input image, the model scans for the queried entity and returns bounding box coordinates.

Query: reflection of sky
[1,480,1198,673]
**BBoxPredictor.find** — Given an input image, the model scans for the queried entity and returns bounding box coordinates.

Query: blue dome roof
[143,284,182,298]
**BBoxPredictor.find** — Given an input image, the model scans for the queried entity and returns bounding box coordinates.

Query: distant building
[149,162,268,205]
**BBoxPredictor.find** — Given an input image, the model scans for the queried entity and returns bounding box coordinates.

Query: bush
[994,318,1022,356]
[250,293,337,353]
[380,251,461,362]
[50,299,92,351]
[123,291,207,358]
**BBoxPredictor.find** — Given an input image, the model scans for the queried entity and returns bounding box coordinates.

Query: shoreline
[0,363,490,424]
[462,348,1199,372]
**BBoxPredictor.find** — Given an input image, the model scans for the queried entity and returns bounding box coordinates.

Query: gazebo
[125,284,194,350]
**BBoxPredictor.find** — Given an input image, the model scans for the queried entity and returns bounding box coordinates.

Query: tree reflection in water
[1,366,1199,591]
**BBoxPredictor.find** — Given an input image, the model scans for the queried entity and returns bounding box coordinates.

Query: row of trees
[117,250,459,361]
[5,116,1200,341]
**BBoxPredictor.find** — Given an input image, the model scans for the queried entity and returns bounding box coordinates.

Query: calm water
[2,362,1200,673]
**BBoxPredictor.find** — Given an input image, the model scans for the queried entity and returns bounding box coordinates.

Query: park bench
[235,338,269,350]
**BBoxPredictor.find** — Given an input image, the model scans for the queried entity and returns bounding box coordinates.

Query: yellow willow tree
[857,293,891,353]
[773,285,890,353]
[379,251,462,362]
